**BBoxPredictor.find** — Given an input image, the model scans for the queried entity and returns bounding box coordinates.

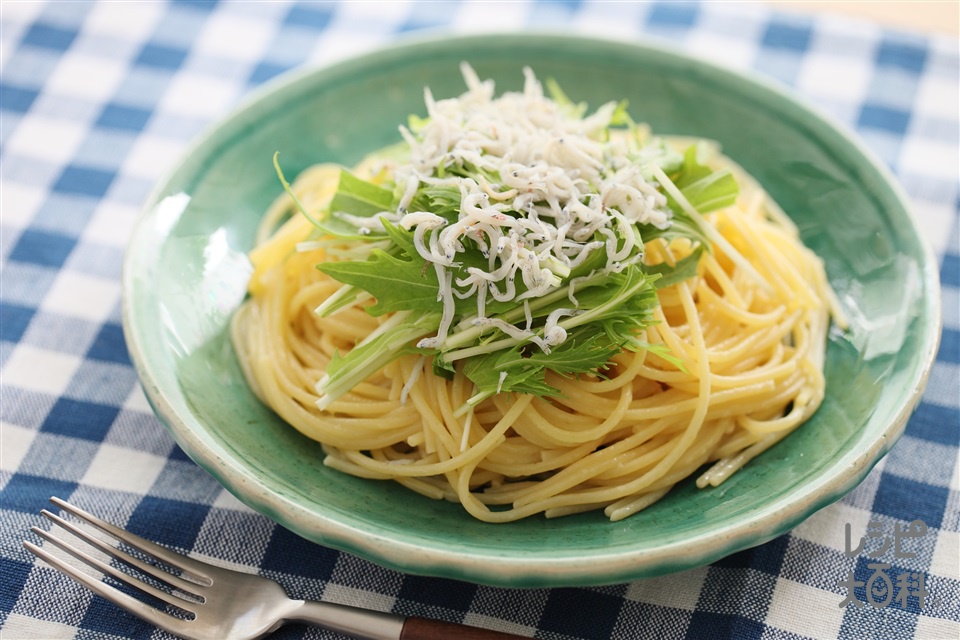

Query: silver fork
[24,497,525,640]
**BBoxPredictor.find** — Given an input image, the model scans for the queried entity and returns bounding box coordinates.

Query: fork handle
[289,600,526,640]
[401,616,526,639]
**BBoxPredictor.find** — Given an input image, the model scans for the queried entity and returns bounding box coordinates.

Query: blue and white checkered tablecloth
[1,2,957,639]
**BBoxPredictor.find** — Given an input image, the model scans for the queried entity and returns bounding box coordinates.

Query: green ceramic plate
[122,34,941,588]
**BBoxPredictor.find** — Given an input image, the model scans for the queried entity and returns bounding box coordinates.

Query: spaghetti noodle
[231,67,843,522]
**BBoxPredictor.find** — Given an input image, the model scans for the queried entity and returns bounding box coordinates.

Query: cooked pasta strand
[232,142,836,522]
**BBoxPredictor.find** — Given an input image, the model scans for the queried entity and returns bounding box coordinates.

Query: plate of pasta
[123,34,940,587]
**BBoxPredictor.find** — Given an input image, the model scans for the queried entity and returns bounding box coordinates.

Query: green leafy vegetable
[447,266,659,406]
[646,245,705,290]
[667,143,739,216]
[462,328,621,403]
[317,311,440,410]
[330,170,394,217]
[273,152,323,229]
[277,74,743,412]
[316,221,439,316]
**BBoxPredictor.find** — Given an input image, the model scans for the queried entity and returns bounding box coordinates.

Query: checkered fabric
[1,2,957,639]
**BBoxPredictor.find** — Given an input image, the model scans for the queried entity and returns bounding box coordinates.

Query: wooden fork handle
[401,616,527,639]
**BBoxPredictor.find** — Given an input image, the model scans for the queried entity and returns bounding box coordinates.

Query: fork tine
[29,526,199,613]
[50,497,211,584]
[40,509,204,598]
[24,539,192,638]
